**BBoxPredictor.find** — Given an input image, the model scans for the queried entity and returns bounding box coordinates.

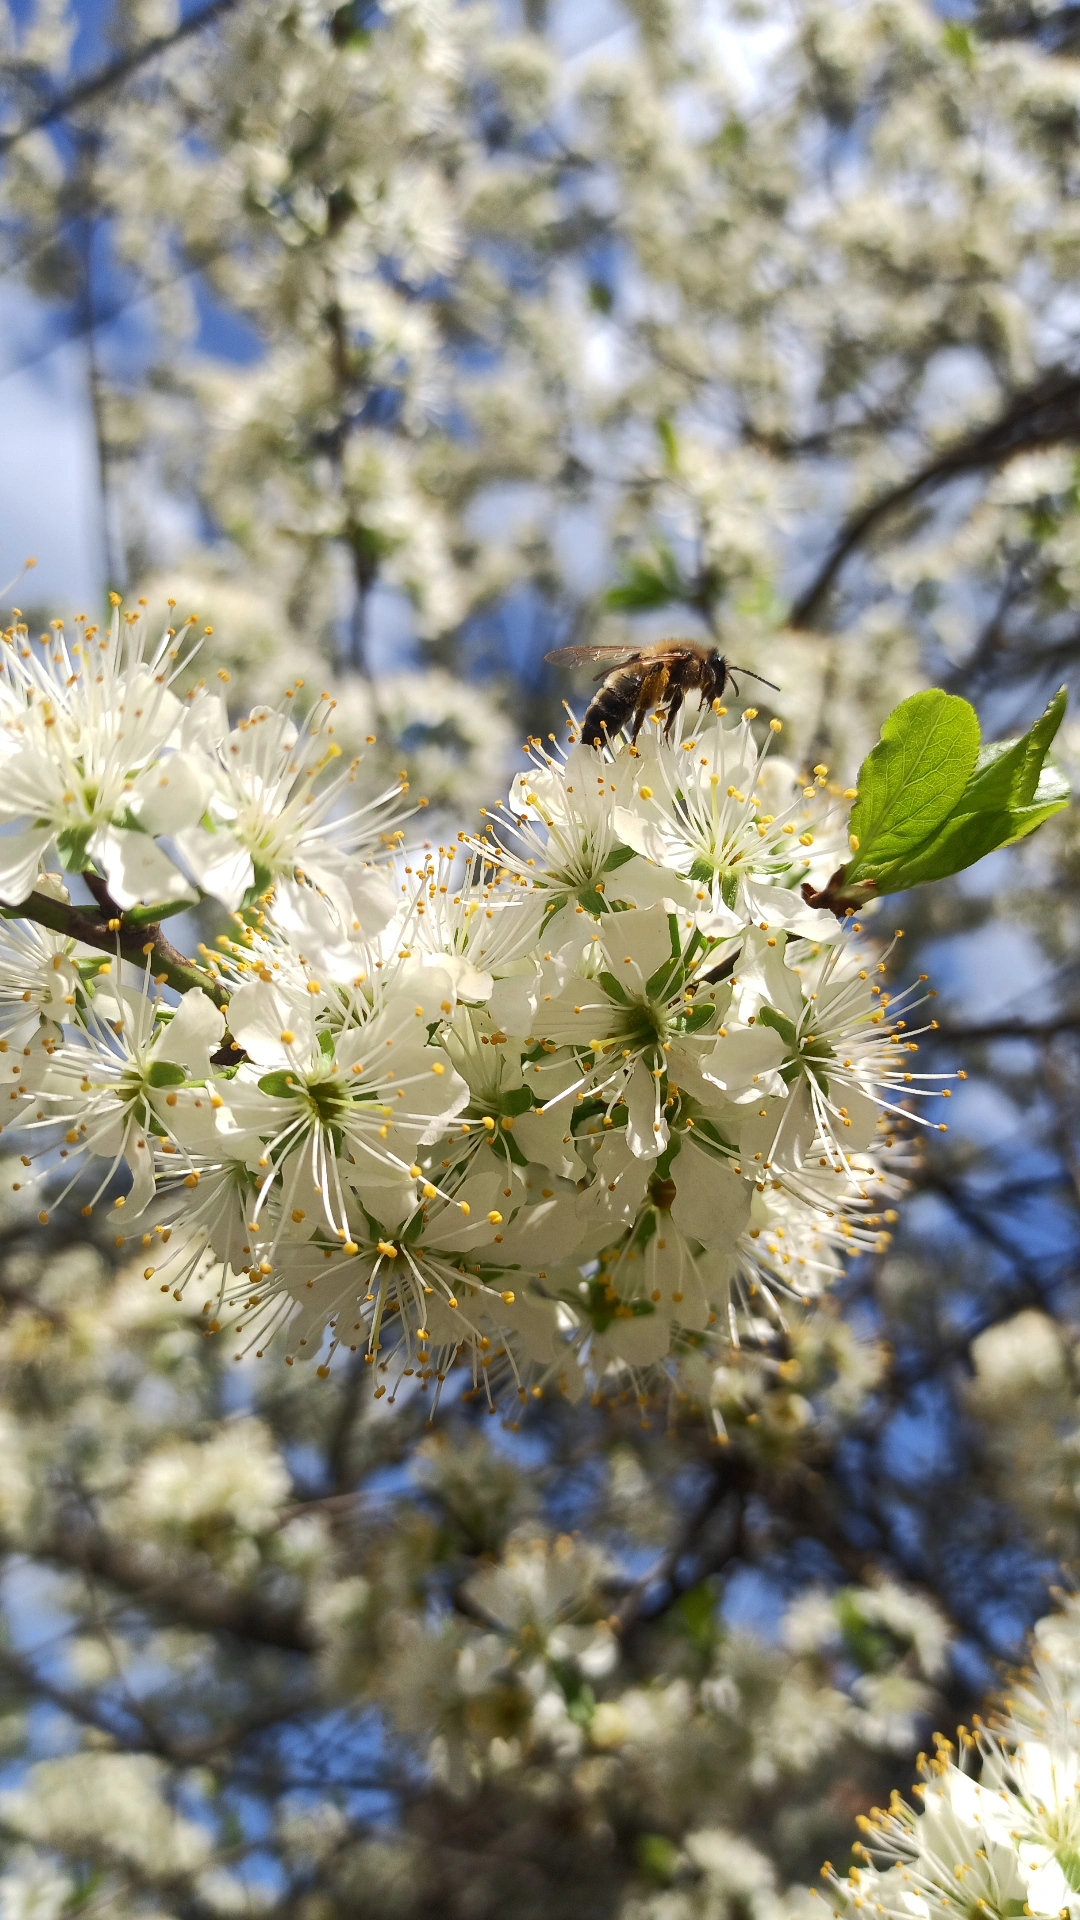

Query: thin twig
[0,0,244,157]
[789,368,1080,628]
[932,1014,1080,1042]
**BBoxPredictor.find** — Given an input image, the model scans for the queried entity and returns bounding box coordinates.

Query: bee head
[702,649,728,701]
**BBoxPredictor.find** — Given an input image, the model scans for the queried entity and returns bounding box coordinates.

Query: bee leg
[630,690,652,743]
[662,686,685,740]
[631,667,667,742]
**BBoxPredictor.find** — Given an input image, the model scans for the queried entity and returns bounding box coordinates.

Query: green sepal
[1056,1847,1080,1895]
[122,897,193,927]
[500,1085,536,1118]
[258,1070,301,1097]
[681,1001,716,1034]
[55,824,94,872]
[76,955,112,983]
[501,1129,531,1167]
[756,1005,798,1048]
[598,970,630,1006]
[602,844,636,873]
[576,886,608,916]
[145,1060,187,1089]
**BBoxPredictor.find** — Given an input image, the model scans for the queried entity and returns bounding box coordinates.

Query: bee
[544,638,779,749]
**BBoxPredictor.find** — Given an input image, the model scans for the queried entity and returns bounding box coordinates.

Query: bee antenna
[729,665,781,692]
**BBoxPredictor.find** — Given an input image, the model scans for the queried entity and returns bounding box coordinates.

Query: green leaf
[636,1835,680,1886]
[942,21,975,62]
[604,540,685,612]
[846,690,981,882]
[674,1582,718,1653]
[656,415,678,472]
[681,1001,715,1033]
[145,1059,187,1088]
[849,688,1070,897]
[957,685,1067,812]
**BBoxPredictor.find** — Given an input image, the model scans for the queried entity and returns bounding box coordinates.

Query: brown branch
[27,1524,317,1654]
[789,368,1080,628]
[0,1644,305,1764]
[0,0,244,157]
[6,887,227,1008]
[612,1454,752,1641]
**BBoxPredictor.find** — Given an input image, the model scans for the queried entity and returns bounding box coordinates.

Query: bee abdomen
[581,674,636,747]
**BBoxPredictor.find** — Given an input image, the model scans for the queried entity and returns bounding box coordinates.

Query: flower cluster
[0,604,950,1412]
[826,1592,1080,1920]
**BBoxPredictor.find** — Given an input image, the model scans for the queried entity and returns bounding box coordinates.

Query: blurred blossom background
[1,0,1080,1914]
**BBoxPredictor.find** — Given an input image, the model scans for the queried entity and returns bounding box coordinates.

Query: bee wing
[544,645,640,667]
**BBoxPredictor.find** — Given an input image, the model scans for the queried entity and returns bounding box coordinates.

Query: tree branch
[789,368,1080,628]
[0,0,244,158]
[27,1524,316,1654]
[932,1014,1080,1043]
[612,1454,752,1641]
[5,888,228,1008]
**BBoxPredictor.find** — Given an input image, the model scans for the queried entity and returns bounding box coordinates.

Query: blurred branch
[933,1015,1080,1042]
[974,5,1080,52]
[0,0,244,158]
[29,1524,317,1653]
[614,1451,756,1642]
[790,367,1080,628]
[0,1644,309,1764]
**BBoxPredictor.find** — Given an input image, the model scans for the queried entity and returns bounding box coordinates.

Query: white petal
[596,1309,671,1366]
[429,1171,509,1250]
[512,1105,584,1180]
[604,903,678,985]
[227,981,315,1068]
[172,825,254,911]
[625,1056,666,1158]
[829,1082,880,1151]
[0,826,54,904]
[482,1288,559,1362]
[129,755,213,837]
[123,1128,157,1218]
[669,1139,750,1250]
[695,1026,787,1100]
[740,878,838,940]
[155,990,226,1075]
[339,862,399,935]
[89,826,196,911]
